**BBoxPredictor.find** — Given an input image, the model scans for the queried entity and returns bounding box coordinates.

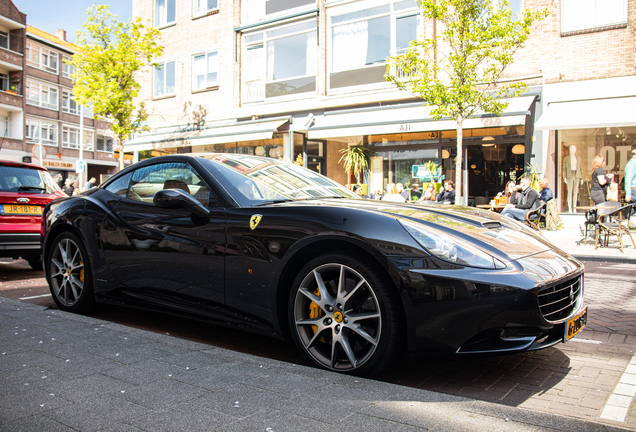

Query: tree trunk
[118,138,125,171]
[455,115,463,205]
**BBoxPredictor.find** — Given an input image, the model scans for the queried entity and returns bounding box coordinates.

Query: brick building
[0,0,119,186]
[127,0,636,212]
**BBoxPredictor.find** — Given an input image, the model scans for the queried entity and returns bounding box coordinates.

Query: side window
[104,172,133,197]
[128,162,215,207]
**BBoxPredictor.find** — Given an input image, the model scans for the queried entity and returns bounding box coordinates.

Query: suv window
[0,165,61,193]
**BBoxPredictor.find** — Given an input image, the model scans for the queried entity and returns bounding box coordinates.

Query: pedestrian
[62,178,74,196]
[85,177,97,190]
[590,154,610,205]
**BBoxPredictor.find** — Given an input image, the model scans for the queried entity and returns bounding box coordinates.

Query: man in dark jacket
[501,176,539,221]
[436,180,456,204]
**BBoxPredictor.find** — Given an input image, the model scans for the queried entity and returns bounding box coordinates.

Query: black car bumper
[0,233,41,258]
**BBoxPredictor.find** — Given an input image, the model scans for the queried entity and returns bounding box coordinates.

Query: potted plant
[338,141,377,185]
[6,85,17,95]
[423,160,442,191]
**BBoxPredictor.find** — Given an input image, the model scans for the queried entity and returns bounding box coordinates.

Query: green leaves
[386,0,548,202]
[338,142,377,185]
[69,5,163,169]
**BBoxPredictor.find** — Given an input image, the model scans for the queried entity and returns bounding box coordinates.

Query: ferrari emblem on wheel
[250,214,263,230]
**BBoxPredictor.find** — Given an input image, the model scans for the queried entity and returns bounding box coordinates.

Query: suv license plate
[564,307,587,342]
[0,204,42,215]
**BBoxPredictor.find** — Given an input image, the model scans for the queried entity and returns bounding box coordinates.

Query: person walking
[501,176,539,221]
[85,177,97,190]
[62,178,74,196]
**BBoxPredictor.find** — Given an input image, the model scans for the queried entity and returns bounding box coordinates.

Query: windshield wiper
[18,186,46,192]
[254,199,293,206]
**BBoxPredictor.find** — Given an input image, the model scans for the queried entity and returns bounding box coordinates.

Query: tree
[338,142,377,185]
[70,5,163,170]
[386,0,548,204]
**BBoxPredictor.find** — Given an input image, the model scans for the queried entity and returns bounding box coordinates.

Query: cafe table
[476,204,507,212]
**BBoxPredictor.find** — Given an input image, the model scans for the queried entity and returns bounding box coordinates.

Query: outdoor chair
[583,201,619,245]
[596,202,636,253]
[525,200,546,235]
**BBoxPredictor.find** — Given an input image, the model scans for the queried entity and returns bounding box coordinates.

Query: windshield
[197,154,358,207]
[0,165,62,193]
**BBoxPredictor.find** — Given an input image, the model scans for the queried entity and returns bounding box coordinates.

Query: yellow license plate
[0,204,42,215]
[564,307,587,342]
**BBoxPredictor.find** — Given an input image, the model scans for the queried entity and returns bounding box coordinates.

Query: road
[2,258,636,429]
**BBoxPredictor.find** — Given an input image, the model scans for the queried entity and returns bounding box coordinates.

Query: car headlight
[399,219,506,269]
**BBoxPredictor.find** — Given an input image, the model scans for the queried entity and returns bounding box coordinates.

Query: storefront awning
[535,97,636,130]
[123,118,290,152]
[308,96,535,140]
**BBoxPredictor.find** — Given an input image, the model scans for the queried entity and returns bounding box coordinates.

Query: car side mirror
[153,189,210,218]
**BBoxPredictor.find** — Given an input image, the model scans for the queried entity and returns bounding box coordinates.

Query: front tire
[288,252,403,376]
[46,232,95,313]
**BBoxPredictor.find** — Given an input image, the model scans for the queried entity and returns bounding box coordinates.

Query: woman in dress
[590,154,609,205]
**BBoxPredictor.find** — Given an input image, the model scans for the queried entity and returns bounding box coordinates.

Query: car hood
[275,199,559,262]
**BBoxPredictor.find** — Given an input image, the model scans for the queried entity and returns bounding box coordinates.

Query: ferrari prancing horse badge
[250,214,263,230]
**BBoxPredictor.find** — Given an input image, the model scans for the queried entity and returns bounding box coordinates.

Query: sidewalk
[540,214,636,263]
[0,297,630,432]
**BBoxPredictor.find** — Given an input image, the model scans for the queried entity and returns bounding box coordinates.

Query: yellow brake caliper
[79,261,84,283]
[309,287,324,340]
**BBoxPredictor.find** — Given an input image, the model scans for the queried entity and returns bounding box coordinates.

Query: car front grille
[537,275,582,322]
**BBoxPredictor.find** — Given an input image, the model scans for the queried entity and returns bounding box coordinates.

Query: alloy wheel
[293,263,382,372]
[49,237,85,307]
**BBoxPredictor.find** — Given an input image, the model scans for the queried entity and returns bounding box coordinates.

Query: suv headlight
[399,219,506,269]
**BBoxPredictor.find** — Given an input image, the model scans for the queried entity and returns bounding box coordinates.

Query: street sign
[76,160,86,173]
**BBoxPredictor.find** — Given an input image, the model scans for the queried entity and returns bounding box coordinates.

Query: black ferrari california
[42,154,586,376]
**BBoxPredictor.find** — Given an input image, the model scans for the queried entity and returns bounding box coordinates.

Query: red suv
[0,160,66,269]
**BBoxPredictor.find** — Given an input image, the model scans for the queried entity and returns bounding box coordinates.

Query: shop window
[155,0,176,27]
[154,61,176,97]
[193,51,218,90]
[193,0,218,17]
[242,19,316,102]
[562,0,627,33]
[329,1,420,91]
[242,0,315,24]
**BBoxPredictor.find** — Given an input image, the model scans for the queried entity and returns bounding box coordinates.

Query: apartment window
[26,80,59,110]
[62,55,75,79]
[242,19,317,102]
[96,134,114,152]
[62,125,93,150]
[26,119,58,146]
[329,1,420,90]
[155,0,176,27]
[62,90,79,115]
[0,73,7,91]
[26,42,58,73]
[193,51,218,90]
[242,0,315,23]
[0,116,7,137]
[193,0,218,17]
[0,31,8,50]
[154,61,176,97]
[562,0,627,33]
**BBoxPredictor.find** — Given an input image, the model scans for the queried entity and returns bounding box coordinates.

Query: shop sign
[43,160,74,169]
[412,165,441,182]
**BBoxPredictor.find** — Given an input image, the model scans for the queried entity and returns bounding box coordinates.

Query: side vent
[234,237,269,259]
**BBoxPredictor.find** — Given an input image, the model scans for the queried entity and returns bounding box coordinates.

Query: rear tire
[288,252,403,377]
[46,232,95,313]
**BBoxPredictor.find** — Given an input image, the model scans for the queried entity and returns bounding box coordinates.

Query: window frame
[26,42,59,74]
[96,134,114,153]
[62,124,94,151]
[241,17,318,103]
[193,0,219,18]
[327,0,421,93]
[155,0,177,28]
[25,118,58,147]
[154,60,177,98]
[62,55,75,79]
[0,30,9,50]
[241,0,316,25]
[561,0,628,34]
[26,80,59,111]
[62,90,79,115]
[192,50,219,91]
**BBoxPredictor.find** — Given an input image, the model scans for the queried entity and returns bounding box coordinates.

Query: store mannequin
[563,145,583,212]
